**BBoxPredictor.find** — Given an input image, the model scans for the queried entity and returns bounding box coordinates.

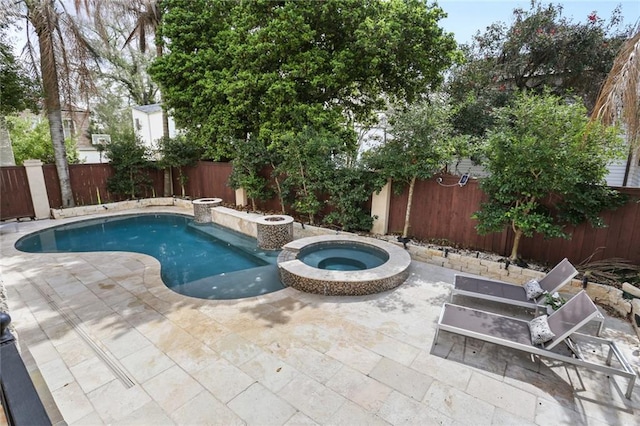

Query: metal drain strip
[33,285,136,389]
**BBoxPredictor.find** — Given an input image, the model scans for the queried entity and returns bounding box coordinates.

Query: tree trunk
[0,116,16,166]
[402,176,416,238]
[156,42,173,197]
[33,8,75,207]
[271,165,285,214]
[510,228,523,261]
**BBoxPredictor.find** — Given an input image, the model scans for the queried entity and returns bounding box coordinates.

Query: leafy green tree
[88,86,136,140]
[363,99,457,238]
[0,27,39,165]
[150,0,457,158]
[447,1,627,137]
[324,167,383,232]
[157,135,203,197]
[228,137,272,211]
[8,115,79,165]
[274,127,349,225]
[105,135,153,199]
[473,92,625,261]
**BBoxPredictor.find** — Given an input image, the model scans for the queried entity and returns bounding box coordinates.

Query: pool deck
[1,206,639,425]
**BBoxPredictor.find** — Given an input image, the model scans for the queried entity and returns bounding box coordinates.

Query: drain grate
[33,285,136,389]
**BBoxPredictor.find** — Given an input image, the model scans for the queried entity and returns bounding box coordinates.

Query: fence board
[179,161,235,202]
[3,163,639,265]
[388,174,640,265]
[44,164,164,208]
[43,164,62,209]
[0,167,34,220]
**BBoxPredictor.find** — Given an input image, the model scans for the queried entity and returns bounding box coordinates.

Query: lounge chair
[451,258,578,311]
[433,291,637,399]
[451,258,605,335]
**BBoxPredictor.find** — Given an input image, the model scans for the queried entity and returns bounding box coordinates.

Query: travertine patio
[1,206,638,425]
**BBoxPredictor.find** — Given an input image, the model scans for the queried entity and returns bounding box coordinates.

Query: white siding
[605,160,627,187]
[131,107,176,150]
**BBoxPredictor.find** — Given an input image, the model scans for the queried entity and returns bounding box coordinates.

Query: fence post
[235,188,248,207]
[23,159,51,220]
[371,178,392,235]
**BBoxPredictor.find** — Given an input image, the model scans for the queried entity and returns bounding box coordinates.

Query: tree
[323,166,383,232]
[447,1,627,138]
[106,135,153,199]
[86,12,159,106]
[0,27,38,165]
[274,127,350,225]
[8,115,79,165]
[109,0,174,196]
[4,0,99,207]
[363,98,457,238]
[150,0,457,158]
[473,92,625,261]
[228,137,272,212]
[591,27,640,186]
[157,135,203,197]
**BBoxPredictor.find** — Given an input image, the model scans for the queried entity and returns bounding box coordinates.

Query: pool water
[15,213,284,299]
[298,243,388,271]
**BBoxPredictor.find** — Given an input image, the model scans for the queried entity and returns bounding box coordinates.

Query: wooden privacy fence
[43,164,164,208]
[388,174,640,266]
[0,166,34,220]
[2,163,639,266]
[177,161,235,202]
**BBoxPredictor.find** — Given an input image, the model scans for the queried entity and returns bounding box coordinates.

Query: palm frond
[591,27,640,155]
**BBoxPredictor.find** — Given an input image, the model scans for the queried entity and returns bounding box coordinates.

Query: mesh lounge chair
[452,258,605,335]
[451,258,578,310]
[433,291,637,399]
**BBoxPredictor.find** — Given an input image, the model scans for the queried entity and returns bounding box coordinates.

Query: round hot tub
[298,242,388,271]
[277,235,411,296]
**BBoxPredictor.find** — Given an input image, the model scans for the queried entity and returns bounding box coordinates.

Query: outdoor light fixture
[437,172,470,187]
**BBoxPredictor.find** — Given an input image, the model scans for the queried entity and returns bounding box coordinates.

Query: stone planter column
[256,215,294,250]
[192,198,222,223]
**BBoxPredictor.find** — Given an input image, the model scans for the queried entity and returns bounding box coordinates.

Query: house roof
[132,104,163,114]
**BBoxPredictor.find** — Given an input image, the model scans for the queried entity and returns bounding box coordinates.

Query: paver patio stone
[2,207,638,425]
[87,380,152,423]
[120,343,175,383]
[51,381,95,424]
[228,382,297,425]
[170,392,244,426]
[377,390,454,426]
[369,357,433,400]
[466,370,537,420]
[278,374,346,423]
[426,380,498,424]
[195,356,255,403]
[325,365,392,413]
[141,365,205,413]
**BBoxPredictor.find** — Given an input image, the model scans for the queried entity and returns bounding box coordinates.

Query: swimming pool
[15,213,285,299]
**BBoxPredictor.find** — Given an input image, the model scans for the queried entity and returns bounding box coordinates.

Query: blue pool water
[15,213,284,300]
[299,243,388,271]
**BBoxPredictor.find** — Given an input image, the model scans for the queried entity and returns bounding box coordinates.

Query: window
[62,119,75,139]
[135,118,142,131]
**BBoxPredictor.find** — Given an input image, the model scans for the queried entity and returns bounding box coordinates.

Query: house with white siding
[131,104,176,149]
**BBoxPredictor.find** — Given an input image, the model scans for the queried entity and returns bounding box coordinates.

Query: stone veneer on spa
[277,235,412,296]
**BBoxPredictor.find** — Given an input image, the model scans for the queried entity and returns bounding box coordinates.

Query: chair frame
[433,291,637,399]
[451,258,578,309]
[451,258,605,335]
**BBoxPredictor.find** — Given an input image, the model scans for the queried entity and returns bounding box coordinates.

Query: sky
[437,0,640,44]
